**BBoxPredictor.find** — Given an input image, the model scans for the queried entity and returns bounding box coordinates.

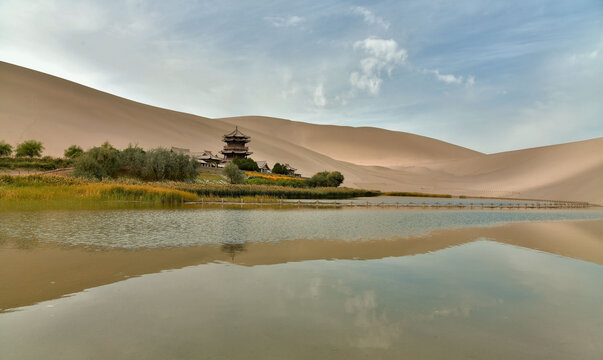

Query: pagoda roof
[223,126,250,139]
[193,150,222,161]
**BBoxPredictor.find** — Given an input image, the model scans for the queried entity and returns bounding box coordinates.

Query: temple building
[256,161,271,173]
[221,126,252,160]
[196,150,222,168]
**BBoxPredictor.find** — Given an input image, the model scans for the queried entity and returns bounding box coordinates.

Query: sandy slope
[1,61,601,203]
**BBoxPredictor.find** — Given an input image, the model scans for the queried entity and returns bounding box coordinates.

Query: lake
[1,203,602,359]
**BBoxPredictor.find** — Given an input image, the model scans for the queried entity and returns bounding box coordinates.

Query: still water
[1,206,602,248]
[1,205,602,359]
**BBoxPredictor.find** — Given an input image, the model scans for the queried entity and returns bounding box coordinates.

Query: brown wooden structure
[221,127,252,160]
[195,150,222,168]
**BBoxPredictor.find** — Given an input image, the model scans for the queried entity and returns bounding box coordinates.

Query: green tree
[306,171,329,187]
[232,157,259,171]
[120,144,146,178]
[0,141,12,156]
[142,148,198,181]
[64,145,84,159]
[73,144,121,179]
[327,171,344,187]
[272,162,288,175]
[223,161,244,184]
[15,140,44,158]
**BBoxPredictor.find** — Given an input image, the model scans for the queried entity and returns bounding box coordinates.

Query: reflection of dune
[1,61,601,203]
[1,219,601,312]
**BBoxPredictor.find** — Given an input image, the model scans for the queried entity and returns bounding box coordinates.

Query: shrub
[223,162,244,184]
[64,145,84,159]
[306,171,344,188]
[232,158,259,171]
[272,162,288,175]
[73,144,121,179]
[142,148,197,181]
[0,141,12,156]
[327,171,344,187]
[120,144,146,178]
[307,171,329,187]
[15,140,44,158]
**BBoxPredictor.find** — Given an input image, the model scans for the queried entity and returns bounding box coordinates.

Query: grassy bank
[0,157,72,171]
[171,182,380,199]
[0,175,197,203]
[0,175,380,203]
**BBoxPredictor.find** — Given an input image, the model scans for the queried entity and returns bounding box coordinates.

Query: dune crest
[1,61,601,203]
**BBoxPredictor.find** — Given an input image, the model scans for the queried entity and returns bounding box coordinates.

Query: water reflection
[1,241,602,359]
[2,219,602,314]
[221,243,247,262]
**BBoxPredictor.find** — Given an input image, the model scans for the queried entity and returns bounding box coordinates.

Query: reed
[0,175,198,203]
[0,174,380,203]
[171,182,380,199]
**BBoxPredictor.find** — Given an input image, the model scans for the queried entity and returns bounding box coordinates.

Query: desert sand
[1,61,601,203]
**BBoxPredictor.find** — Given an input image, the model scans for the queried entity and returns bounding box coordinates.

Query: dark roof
[256,161,269,169]
[194,150,222,161]
[223,126,250,139]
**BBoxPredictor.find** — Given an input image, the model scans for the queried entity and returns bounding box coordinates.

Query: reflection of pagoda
[221,126,252,160]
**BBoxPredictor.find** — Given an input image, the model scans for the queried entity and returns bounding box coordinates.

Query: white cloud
[425,69,475,86]
[350,38,407,95]
[313,83,327,107]
[351,6,390,29]
[265,15,304,28]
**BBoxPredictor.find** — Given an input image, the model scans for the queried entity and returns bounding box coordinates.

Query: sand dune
[1,61,601,203]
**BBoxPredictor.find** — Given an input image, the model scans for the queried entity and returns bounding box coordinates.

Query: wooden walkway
[185,199,593,209]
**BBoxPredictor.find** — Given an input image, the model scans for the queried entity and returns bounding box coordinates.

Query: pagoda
[221,126,252,160]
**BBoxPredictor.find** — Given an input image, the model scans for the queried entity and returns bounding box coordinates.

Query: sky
[0,0,601,153]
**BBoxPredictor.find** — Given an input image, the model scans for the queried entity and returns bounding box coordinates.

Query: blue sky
[1,0,601,153]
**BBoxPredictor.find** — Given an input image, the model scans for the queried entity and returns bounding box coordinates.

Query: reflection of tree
[221,243,247,262]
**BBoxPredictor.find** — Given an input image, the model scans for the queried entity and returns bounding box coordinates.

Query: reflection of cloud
[308,277,322,298]
[418,298,504,321]
[345,291,400,349]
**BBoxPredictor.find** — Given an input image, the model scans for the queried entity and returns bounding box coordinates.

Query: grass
[195,171,228,184]
[0,174,381,204]
[0,175,198,203]
[171,182,380,199]
[0,156,72,171]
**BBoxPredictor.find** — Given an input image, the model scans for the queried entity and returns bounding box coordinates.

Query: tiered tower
[221,126,252,160]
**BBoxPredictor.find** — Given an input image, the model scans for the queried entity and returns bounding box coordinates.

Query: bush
[306,171,344,188]
[223,162,244,184]
[272,162,288,175]
[64,145,84,159]
[73,143,121,179]
[327,171,344,187]
[232,158,259,171]
[142,148,197,181]
[15,140,44,158]
[73,144,198,181]
[120,144,146,178]
[0,141,12,156]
